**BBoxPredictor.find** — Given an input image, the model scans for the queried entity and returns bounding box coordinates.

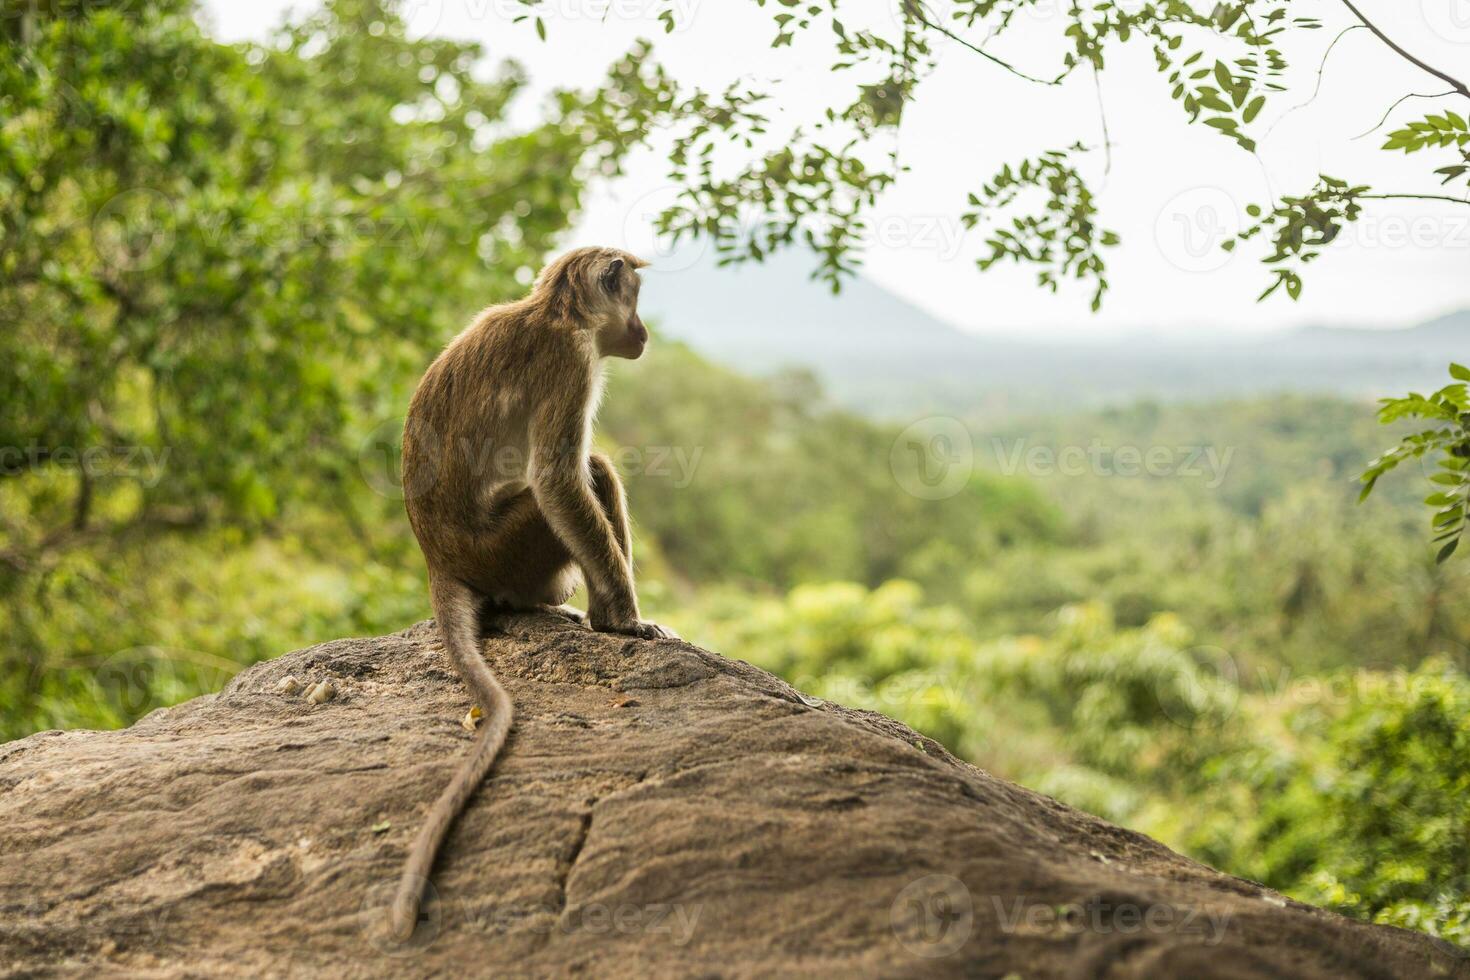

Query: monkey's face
[594,257,649,360]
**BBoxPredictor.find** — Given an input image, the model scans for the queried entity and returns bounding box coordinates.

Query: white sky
[202,0,1470,338]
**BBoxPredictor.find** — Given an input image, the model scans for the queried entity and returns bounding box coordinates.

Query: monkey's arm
[528,384,643,630]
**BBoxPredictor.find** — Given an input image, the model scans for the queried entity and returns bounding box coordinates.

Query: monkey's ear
[600,257,625,293]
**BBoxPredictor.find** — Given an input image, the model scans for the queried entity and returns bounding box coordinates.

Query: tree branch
[905,0,1064,86]
[1338,0,1470,99]
[1266,25,1365,142]
[1353,90,1459,140]
[1360,192,1470,206]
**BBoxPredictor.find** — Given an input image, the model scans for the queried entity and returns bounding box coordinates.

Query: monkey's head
[536,246,651,360]
[592,251,650,360]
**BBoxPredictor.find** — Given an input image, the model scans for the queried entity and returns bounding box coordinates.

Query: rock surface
[2,615,1466,978]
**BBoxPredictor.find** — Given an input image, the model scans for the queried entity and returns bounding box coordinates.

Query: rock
[0,615,1464,978]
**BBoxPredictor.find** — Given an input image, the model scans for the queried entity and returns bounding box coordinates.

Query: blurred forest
[2,0,1466,952]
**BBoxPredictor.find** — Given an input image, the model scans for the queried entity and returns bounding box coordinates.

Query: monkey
[388,246,676,942]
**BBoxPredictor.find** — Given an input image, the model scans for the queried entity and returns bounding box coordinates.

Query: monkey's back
[401,302,585,567]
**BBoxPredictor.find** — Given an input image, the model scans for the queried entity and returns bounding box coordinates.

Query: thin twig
[1092,61,1112,176]
[1360,192,1470,206]
[1265,25,1365,142]
[1352,90,1457,140]
[906,0,1063,86]
[1338,0,1470,99]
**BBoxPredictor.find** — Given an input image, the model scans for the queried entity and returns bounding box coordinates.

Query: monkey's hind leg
[463,487,588,626]
[480,594,586,627]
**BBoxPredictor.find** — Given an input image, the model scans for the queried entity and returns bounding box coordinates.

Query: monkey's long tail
[389,577,513,943]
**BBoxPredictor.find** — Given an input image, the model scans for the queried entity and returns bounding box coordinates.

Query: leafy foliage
[0,0,670,547]
[964,147,1118,310]
[1231,175,1368,302]
[1296,661,1470,946]
[507,0,1455,309]
[1360,365,1470,562]
[1383,111,1470,190]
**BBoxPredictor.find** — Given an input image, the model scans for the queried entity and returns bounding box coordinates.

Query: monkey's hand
[593,618,679,641]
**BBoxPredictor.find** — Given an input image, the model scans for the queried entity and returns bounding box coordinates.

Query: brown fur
[389,246,674,942]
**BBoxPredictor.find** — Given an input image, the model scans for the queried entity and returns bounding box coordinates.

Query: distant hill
[638,245,1469,420]
[1295,309,1470,347]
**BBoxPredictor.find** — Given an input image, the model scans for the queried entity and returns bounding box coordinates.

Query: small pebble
[306,680,337,704]
[276,675,302,696]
